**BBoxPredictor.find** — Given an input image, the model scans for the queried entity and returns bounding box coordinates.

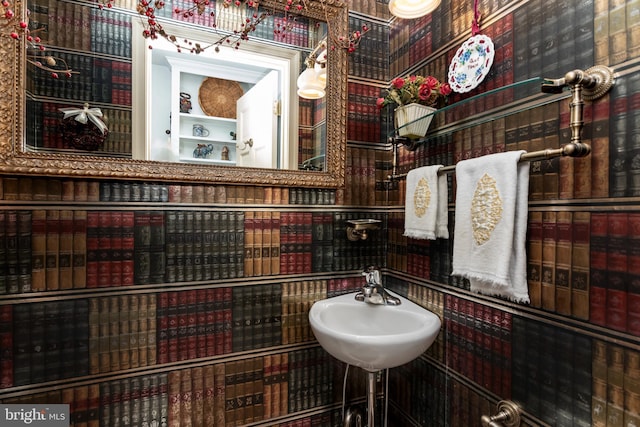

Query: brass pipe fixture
[481,400,521,427]
[541,65,615,156]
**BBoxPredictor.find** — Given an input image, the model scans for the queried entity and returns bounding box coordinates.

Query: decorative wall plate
[447,34,494,93]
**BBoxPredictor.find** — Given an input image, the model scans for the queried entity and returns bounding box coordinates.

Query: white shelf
[179,112,236,123]
[179,157,236,165]
[179,135,237,144]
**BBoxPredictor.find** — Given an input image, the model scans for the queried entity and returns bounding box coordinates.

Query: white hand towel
[404,165,449,240]
[451,151,530,303]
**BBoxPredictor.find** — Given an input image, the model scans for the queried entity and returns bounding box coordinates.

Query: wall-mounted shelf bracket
[541,65,615,156]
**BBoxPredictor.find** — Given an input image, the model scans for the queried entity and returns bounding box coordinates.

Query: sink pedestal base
[366,372,377,427]
[342,372,380,427]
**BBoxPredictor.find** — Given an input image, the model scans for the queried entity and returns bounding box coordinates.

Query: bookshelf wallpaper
[4,0,640,426]
[376,0,640,426]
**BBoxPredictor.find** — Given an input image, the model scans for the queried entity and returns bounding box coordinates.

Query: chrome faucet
[355,266,401,306]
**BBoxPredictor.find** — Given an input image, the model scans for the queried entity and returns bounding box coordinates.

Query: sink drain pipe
[342,365,390,427]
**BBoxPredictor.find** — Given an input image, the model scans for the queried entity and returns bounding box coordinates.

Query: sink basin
[309,290,441,371]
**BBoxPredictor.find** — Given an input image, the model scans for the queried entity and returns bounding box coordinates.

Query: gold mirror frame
[0,0,346,188]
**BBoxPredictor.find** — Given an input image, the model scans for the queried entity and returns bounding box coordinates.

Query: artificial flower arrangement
[377,75,452,110]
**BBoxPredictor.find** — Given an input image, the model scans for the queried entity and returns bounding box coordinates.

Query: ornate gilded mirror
[0,0,347,187]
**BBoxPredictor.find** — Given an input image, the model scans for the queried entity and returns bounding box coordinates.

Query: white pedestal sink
[309,290,441,371]
[309,290,441,427]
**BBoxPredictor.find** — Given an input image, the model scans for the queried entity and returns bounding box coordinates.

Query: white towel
[404,165,449,240]
[451,151,530,303]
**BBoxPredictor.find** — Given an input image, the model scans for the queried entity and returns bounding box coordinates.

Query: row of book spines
[0,176,334,206]
[347,18,388,81]
[592,338,640,427]
[588,211,640,335]
[592,0,640,67]
[298,98,325,128]
[165,352,291,426]
[1,178,336,207]
[390,356,449,423]
[0,208,376,294]
[3,366,336,427]
[347,82,386,144]
[529,210,640,331]
[232,284,283,352]
[526,211,591,321]
[149,1,318,49]
[287,349,335,414]
[88,294,157,374]
[8,300,89,387]
[157,288,234,364]
[281,281,326,346]
[35,0,132,57]
[405,239,452,276]
[511,318,592,425]
[444,295,513,397]
[245,212,281,277]
[29,50,132,106]
[345,146,377,206]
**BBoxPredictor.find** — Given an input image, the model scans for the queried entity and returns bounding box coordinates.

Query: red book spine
[0,305,13,388]
[196,289,207,359]
[168,291,179,363]
[303,212,312,274]
[110,212,123,288]
[499,311,513,397]
[590,213,609,326]
[97,212,112,288]
[177,291,189,361]
[223,287,233,354]
[186,290,198,360]
[72,210,87,289]
[121,212,135,286]
[628,214,640,336]
[205,289,216,357]
[157,292,169,365]
[279,213,289,274]
[45,210,60,290]
[214,288,225,356]
[606,213,629,332]
[86,212,100,288]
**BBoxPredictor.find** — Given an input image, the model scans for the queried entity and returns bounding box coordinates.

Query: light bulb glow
[388,0,441,19]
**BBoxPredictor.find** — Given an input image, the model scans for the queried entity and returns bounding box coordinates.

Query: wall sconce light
[297,40,328,100]
[314,48,328,87]
[388,0,441,19]
[346,219,381,241]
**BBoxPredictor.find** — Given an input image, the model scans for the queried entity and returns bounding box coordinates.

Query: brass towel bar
[388,142,591,181]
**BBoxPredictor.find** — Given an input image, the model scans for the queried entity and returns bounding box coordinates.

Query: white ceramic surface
[309,291,442,371]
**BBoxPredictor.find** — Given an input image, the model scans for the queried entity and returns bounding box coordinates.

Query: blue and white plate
[448,34,495,93]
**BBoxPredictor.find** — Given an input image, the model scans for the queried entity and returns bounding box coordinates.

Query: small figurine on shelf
[180,92,192,113]
[193,143,213,159]
[221,146,229,161]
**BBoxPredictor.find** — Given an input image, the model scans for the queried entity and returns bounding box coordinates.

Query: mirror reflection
[23,0,332,173]
[134,22,305,170]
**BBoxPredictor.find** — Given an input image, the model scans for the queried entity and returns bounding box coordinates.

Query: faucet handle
[362,266,381,285]
[362,265,379,274]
